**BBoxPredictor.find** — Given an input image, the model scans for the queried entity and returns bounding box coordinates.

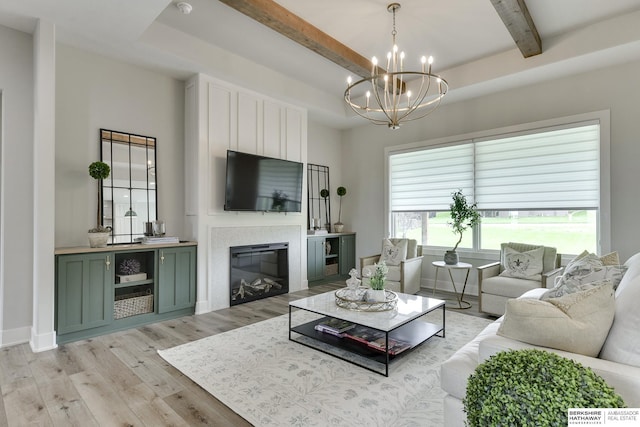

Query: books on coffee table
[367,337,412,356]
[314,318,356,336]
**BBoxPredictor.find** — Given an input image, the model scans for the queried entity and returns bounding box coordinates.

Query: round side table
[432,260,472,309]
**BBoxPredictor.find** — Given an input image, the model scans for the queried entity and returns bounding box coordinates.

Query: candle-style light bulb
[366,91,371,108]
[347,76,352,85]
[371,56,378,75]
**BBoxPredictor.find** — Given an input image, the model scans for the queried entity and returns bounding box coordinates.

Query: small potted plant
[445,189,480,265]
[333,186,347,233]
[365,261,388,302]
[88,161,111,248]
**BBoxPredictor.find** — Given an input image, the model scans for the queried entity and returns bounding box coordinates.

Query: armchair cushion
[497,282,615,357]
[380,238,408,266]
[499,246,544,281]
[482,276,542,299]
[500,242,558,274]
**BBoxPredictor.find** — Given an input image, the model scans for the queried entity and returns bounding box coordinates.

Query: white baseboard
[0,325,31,349]
[29,327,57,353]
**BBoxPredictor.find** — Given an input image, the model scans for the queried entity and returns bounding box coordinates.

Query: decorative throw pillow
[379,239,408,266]
[599,275,640,367]
[497,282,615,357]
[542,252,628,299]
[499,246,544,281]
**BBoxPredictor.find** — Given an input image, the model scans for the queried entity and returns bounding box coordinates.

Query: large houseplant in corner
[445,189,480,265]
[88,161,111,248]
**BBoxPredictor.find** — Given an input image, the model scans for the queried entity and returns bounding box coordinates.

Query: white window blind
[389,122,600,212]
[475,124,600,210]
[389,143,474,211]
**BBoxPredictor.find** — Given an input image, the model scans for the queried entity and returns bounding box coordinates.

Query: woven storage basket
[325,263,338,276]
[114,291,153,319]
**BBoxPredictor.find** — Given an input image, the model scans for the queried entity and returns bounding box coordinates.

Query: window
[388,115,608,255]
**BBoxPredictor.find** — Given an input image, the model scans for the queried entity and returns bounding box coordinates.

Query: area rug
[158,309,492,427]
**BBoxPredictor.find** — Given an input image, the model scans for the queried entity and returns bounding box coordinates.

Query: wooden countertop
[55,241,197,255]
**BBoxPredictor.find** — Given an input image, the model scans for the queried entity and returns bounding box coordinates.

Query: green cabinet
[307,237,325,281]
[307,233,356,283]
[56,252,114,334]
[55,243,197,344]
[339,233,356,276]
[158,246,197,313]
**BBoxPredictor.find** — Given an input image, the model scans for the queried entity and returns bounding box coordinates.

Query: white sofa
[441,252,640,426]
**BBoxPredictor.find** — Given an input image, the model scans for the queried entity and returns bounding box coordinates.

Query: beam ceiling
[218,0,542,88]
[490,0,542,57]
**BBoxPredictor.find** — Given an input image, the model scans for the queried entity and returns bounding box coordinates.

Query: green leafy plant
[449,189,480,251]
[88,161,111,233]
[336,186,347,224]
[464,349,625,427]
[368,261,388,290]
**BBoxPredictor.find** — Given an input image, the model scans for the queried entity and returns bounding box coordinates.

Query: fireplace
[229,243,289,305]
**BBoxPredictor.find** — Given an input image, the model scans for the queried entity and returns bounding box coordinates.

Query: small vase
[88,232,110,248]
[444,250,459,265]
[367,289,386,302]
[333,222,344,233]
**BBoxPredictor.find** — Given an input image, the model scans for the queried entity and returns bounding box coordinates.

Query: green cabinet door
[157,246,197,313]
[339,234,356,275]
[307,237,325,281]
[56,253,114,334]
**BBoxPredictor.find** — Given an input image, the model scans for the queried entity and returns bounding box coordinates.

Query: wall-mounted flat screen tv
[224,150,303,213]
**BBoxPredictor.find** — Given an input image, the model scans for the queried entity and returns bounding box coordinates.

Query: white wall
[0,25,34,344]
[307,121,345,229]
[55,44,186,247]
[342,58,640,295]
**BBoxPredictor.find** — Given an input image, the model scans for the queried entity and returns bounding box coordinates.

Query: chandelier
[344,3,448,129]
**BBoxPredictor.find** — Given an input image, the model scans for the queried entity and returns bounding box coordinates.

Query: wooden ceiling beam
[217,0,392,82]
[490,0,542,58]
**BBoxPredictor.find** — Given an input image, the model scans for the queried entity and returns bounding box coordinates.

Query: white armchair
[478,242,562,316]
[360,238,423,294]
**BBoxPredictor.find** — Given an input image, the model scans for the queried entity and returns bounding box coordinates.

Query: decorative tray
[335,287,398,312]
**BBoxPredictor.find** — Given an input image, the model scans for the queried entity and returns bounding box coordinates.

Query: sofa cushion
[497,282,615,357]
[440,321,502,400]
[600,275,640,367]
[499,246,544,281]
[380,238,407,266]
[482,276,542,298]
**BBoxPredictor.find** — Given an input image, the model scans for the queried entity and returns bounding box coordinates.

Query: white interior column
[31,19,57,352]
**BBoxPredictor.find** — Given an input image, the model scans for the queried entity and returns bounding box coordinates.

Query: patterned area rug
[158,309,492,427]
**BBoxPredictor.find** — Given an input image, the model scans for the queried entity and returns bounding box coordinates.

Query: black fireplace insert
[229,242,289,306]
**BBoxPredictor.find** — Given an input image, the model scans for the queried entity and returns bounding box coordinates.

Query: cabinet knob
[105,255,111,271]
[160,251,165,264]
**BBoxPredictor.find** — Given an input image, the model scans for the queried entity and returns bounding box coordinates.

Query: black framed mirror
[307,164,331,231]
[100,129,157,244]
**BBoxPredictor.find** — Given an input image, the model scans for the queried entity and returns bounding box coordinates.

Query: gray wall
[342,58,640,294]
[0,25,34,339]
[55,45,186,247]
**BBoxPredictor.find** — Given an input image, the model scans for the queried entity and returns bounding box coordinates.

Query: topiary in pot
[463,349,625,427]
[88,161,111,247]
[334,186,347,232]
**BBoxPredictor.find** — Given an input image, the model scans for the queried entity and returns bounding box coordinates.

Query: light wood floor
[0,283,492,426]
